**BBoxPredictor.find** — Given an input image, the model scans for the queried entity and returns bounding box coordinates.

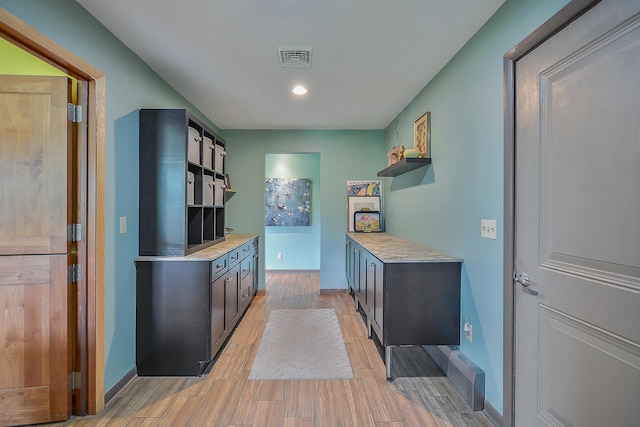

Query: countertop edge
[134,233,258,262]
[346,232,462,263]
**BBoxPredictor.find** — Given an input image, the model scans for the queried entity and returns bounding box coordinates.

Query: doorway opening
[0,7,106,416]
[264,153,321,281]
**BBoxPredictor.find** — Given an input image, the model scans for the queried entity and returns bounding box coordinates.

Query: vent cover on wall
[277,46,312,67]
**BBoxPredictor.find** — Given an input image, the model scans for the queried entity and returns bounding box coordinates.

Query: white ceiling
[77,0,505,130]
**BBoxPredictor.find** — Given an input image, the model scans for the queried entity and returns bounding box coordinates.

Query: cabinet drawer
[239,242,252,259]
[211,254,228,280]
[228,247,242,266]
[240,256,252,280]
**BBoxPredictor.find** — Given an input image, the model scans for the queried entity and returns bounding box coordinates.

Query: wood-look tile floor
[50,271,493,427]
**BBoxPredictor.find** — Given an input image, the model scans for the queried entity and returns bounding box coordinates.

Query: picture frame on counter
[354,210,381,232]
[347,195,380,232]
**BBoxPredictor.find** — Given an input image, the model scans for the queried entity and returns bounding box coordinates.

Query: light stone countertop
[346,232,462,263]
[134,233,258,262]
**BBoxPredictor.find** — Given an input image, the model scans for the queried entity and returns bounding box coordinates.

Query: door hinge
[68,371,81,391]
[68,223,82,242]
[68,264,82,283]
[67,103,83,123]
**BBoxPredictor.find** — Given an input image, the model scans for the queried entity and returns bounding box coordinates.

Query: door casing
[503,0,599,425]
[0,7,106,414]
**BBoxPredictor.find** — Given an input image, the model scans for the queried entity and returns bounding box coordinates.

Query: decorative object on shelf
[265,178,311,226]
[346,180,381,197]
[403,147,420,158]
[387,145,405,166]
[414,111,431,158]
[354,211,381,232]
[347,195,380,232]
[225,173,232,189]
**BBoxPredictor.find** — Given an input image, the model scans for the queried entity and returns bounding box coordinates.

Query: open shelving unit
[139,109,228,256]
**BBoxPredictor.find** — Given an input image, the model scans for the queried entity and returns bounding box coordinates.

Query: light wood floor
[51,271,493,427]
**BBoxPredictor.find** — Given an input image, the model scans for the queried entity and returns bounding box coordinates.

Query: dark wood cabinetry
[139,109,227,256]
[346,233,462,381]
[135,235,258,376]
[136,108,256,376]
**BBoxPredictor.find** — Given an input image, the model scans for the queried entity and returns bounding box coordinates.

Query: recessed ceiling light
[292,85,308,95]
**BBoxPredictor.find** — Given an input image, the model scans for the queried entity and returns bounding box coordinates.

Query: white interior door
[514,0,640,425]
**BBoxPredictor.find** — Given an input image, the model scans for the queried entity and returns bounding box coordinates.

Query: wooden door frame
[0,7,106,414]
[502,0,599,425]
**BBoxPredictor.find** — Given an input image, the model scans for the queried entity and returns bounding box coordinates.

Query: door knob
[515,272,532,288]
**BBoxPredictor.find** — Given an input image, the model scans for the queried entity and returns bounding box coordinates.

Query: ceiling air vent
[277,46,312,67]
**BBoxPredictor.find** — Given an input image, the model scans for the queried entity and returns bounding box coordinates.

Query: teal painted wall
[381,0,570,414]
[222,130,386,290]
[264,153,321,270]
[0,0,222,394]
[1,0,574,415]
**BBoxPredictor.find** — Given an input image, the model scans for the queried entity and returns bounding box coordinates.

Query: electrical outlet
[481,219,497,239]
[277,252,283,260]
[464,318,473,342]
[119,216,127,234]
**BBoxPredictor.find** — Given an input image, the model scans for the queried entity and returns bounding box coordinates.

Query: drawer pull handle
[216,264,224,268]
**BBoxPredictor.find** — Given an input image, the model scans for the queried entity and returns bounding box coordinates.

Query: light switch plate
[481,219,497,239]
[120,216,127,234]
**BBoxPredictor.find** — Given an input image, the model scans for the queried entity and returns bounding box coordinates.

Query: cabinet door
[345,239,352,286]
[252,252,259,296]
[359,249,368,305]
[239,255,253,309]
[353,246,361,295]
[372,257,384,331]
[365,256,376,315]
[225,263,240,328]
[211,274,225,347]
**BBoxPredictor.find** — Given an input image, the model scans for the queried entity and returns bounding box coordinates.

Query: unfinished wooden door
[0,75,72,426]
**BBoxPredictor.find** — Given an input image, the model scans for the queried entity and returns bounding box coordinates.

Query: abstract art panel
[265,178,311,226]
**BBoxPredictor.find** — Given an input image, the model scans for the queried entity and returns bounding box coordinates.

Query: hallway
[48,271,492,426]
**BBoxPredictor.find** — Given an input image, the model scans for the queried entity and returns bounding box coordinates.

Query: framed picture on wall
[347,196,380,232]
[414,111,431,158]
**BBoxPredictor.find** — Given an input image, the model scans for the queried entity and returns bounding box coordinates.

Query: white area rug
[248,309,354,380]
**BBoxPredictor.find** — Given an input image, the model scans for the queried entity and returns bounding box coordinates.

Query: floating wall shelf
[377,158,432,177]
[224,188,237,202]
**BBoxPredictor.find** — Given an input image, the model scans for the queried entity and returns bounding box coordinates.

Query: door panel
[0,75,72,425]
[0,76,70,255]
[0,255,69,425]
[514,1,640,425]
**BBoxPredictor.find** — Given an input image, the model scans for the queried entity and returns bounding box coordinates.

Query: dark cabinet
[136,261,211,376]
[135,235,259,376]
[210,273,226,349]
[239,253,253,310]
[225,263,240,329]
[345,233,462,381]
[345,239,353,287]
[139,109,227,256]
